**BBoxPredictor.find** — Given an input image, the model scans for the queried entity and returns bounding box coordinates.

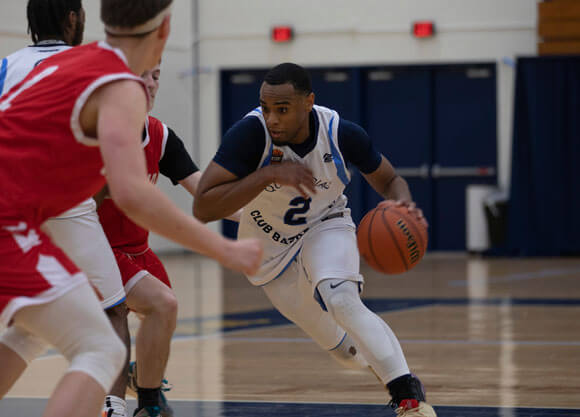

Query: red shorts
[112,247,170,294]
[0,218,86,326]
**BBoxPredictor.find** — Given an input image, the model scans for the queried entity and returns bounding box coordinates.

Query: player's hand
[222,238,263,276]
[378,199,429,228]
[264,162,317,198]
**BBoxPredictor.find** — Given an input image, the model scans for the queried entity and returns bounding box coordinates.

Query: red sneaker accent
[399,399,420,410]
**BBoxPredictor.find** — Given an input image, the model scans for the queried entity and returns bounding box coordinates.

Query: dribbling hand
[378,199,429,228]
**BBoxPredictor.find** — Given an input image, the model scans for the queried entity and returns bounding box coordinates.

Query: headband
[105,3,172,37]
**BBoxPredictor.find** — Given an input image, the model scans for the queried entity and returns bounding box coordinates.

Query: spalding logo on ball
[356,202,428,274]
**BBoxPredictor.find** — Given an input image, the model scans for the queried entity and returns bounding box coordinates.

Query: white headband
[105,3,172,36]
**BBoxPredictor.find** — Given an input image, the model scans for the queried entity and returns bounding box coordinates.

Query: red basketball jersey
[98,116,168,253]
[0,41,145,223]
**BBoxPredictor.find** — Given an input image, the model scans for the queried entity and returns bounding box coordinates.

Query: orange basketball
[356,203,428,274]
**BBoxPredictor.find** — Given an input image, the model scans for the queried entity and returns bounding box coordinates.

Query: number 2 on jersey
[284,197,312,225]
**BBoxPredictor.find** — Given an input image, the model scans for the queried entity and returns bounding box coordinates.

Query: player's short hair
[101,0,173,30]
[264,63,312,95]
[27,0,82,44]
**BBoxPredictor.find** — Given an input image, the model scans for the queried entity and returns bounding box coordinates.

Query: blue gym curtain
[508,56,580,255]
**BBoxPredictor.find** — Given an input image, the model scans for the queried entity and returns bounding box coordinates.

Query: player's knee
[324,286,362,317]
[154,289,178,326]
[58,313,127,392]
[95,330,126,376]
[65,322,127,392]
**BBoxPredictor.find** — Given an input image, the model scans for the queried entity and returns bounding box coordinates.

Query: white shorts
[262,216,363,350]
[298,215,363,290]
[42,208,125,310]
[54,197,96,219]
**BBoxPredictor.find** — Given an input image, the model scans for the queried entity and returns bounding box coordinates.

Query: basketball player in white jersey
[195,63,436,417]
[0,1,132,412]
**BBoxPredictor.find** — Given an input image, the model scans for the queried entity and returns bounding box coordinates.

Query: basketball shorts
[42,208,125,310]
[261,216,363,350]
[0,217,87,327]
[112,247,171,295]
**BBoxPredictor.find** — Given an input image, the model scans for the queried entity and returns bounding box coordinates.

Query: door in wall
[361,64,497,250]
[432,65,497,250]
[362,66,433,242]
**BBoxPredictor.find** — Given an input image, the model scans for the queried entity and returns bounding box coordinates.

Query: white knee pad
[12,283,127,392]
[0,326,48,363]
[63,322,126,392]
[318,279,366,328]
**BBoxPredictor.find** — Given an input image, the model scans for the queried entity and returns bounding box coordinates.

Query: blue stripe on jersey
[259,250,301,286]
[253,106,262,114]
[328,116,350,186]
[260,141,274,168]
[328,332,348,351]
[104,296,127,310]
[0,58,8,96]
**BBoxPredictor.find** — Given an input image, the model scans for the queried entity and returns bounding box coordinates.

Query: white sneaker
[395,400,437,417]
[102,395,129,417]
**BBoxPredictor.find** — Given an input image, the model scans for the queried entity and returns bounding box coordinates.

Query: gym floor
[3,253,580,417]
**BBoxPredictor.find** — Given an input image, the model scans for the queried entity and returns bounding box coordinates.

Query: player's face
[141,64,161,112]
[259,82,314,146]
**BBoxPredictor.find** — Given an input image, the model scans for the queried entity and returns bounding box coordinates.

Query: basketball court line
[34,296,580,358]
[199,336,580,347]
[448,266,580,286]
[2,398,580,416]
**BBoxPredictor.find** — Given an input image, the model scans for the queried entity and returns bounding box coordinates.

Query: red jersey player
[0,2,261,417]
[97,62,240,417]
[0,4,134,416]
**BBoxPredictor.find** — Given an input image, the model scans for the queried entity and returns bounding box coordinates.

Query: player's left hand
[378,199,429,228]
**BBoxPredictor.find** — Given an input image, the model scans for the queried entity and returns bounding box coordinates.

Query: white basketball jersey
[238,104,354,285]
[0,41,70,96]
[0,41,94,218]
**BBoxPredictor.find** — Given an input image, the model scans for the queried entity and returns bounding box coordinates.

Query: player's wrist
[213,237,235,265]
[260,165,277,185]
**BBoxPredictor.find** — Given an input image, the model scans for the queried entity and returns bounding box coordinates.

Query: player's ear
[158,15,171,41]
[63,11,77,43]
[305,92,314,111]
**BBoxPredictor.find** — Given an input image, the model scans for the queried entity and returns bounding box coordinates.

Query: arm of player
[194,161,316,223]
[178,171,242,223]
[363,155,428,227]
[94,80,262,275]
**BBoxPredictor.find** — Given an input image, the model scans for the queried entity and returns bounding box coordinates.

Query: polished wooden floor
[3,253,580,416]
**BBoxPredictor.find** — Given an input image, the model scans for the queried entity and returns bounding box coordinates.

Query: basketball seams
[380,207,409,271]
[396,209,427,256]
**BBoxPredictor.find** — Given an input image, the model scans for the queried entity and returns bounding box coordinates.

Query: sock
[137,386,161,410]
[387,374,426,407]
